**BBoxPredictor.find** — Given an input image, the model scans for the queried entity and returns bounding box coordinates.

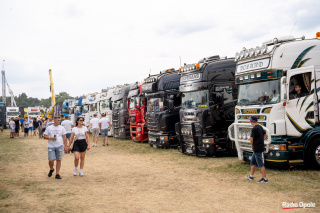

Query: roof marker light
[260,44,267,53]
[244,49,249,58]
[317,32,320,38]
[239,51,244,59]
[255,46,260,55]
[235,52,239,61]
[196,63,200,68]
[249,48,255,57]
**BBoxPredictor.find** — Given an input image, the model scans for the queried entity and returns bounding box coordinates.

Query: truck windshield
[113,100,123,110]
[69,107,74,114]
[75,106,81,113]
[181,90,209,109]
[147,98,164,112]
[101,100,110,109]
[40,109,45,114]
[7,112,19,116]
[129,96,139,110]
[83,105,89,113]
[238,79,281,105]
[62,108,69,113]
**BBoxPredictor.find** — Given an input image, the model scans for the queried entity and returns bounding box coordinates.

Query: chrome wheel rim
[315,144,320,164]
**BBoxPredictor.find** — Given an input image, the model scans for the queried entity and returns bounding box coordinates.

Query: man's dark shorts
[250,152,264,168]
[66,133,71,140]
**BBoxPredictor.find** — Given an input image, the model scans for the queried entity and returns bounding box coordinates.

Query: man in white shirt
[99,113,111,146]
[44,116,67,179]
[9,118,15,138]
[61,115,74,153]
[90,114,100,147]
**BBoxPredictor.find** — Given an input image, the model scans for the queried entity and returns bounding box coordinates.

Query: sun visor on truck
[128,89,139,98]
[141,83,156,93]
[179,82,208,92]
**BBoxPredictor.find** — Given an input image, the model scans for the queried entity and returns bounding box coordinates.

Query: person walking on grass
[37,118,42,139]
[61,115,74,153]
[20,117,24,132]
[28,117,34,136]
[9,118,15,138]
[33,118,38,136]
[23,117,29,138]
[99,113,111,146]
[90,114,100,147]
[68,117,90,177]
[44,116,67,179]
[14,117,20,138]
[246,116,268,183]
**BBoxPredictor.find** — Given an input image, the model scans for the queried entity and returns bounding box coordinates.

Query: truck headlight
[160,136,168,141]
[137,127,141,132]
[269,144,286,151]
[202,138,214,143]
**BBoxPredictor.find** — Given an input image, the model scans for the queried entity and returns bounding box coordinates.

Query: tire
[226,133,237,157]
[228,140,238,157]
[307,138,320,170]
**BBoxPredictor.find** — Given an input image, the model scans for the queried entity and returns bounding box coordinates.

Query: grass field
[0,129,319,212]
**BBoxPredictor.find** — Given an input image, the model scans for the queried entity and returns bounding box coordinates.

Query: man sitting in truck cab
[290,84,307,99]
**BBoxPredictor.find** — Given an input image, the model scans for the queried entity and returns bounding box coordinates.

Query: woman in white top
[68,117,90,176]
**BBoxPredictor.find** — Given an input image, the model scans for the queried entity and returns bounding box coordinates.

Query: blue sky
[0,0,319,99]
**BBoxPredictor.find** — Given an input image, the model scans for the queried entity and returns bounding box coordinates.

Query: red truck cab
[128,82,148,142]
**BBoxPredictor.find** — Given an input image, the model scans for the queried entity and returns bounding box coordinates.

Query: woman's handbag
[69,132,80,152]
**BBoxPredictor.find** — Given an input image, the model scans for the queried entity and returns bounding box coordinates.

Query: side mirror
[109,102,112,110]
[282,76,287,84]
[169,100,174,110]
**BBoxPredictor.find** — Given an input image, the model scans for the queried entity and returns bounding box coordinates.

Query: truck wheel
[307,139,320,170]
[228,140,238,157]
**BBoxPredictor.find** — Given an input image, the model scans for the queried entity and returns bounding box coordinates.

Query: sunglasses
[79,120,84,121]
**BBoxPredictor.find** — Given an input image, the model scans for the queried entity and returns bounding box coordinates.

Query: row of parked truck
[64,34,320,170]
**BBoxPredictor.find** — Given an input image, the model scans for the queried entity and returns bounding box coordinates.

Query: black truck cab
[112,85,131,139]
[176,56,238,156]
[142,68,181,148]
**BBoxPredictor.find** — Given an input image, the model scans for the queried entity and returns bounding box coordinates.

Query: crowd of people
[9,113,111,179]
[8,116,50,139]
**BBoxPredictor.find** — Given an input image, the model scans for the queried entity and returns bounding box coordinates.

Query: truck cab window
[289,72,311,100]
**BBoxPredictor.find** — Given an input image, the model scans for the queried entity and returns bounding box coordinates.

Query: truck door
[285,66,317,136]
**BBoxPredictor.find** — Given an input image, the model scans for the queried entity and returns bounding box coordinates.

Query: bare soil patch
[0,129,319,212]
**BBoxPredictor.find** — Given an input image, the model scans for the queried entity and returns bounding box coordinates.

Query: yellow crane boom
[49,69,56,106]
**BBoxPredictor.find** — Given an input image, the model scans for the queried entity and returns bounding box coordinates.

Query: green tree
[55,92,74,105]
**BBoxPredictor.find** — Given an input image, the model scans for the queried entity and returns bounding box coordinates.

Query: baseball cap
[249,116,258,122]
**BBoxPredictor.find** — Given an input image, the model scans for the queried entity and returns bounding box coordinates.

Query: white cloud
[0,0,319,100]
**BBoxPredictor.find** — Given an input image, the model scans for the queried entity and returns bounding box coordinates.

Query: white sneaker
[73,168,78,176]
[79,170,84,177]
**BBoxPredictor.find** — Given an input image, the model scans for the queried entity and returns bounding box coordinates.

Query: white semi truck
[27,107,41,118]
[6,107,20,123]
[228,33,320,169]
[100,88,115,136]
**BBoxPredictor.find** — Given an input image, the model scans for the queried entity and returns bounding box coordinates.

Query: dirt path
[0,132,318,212]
